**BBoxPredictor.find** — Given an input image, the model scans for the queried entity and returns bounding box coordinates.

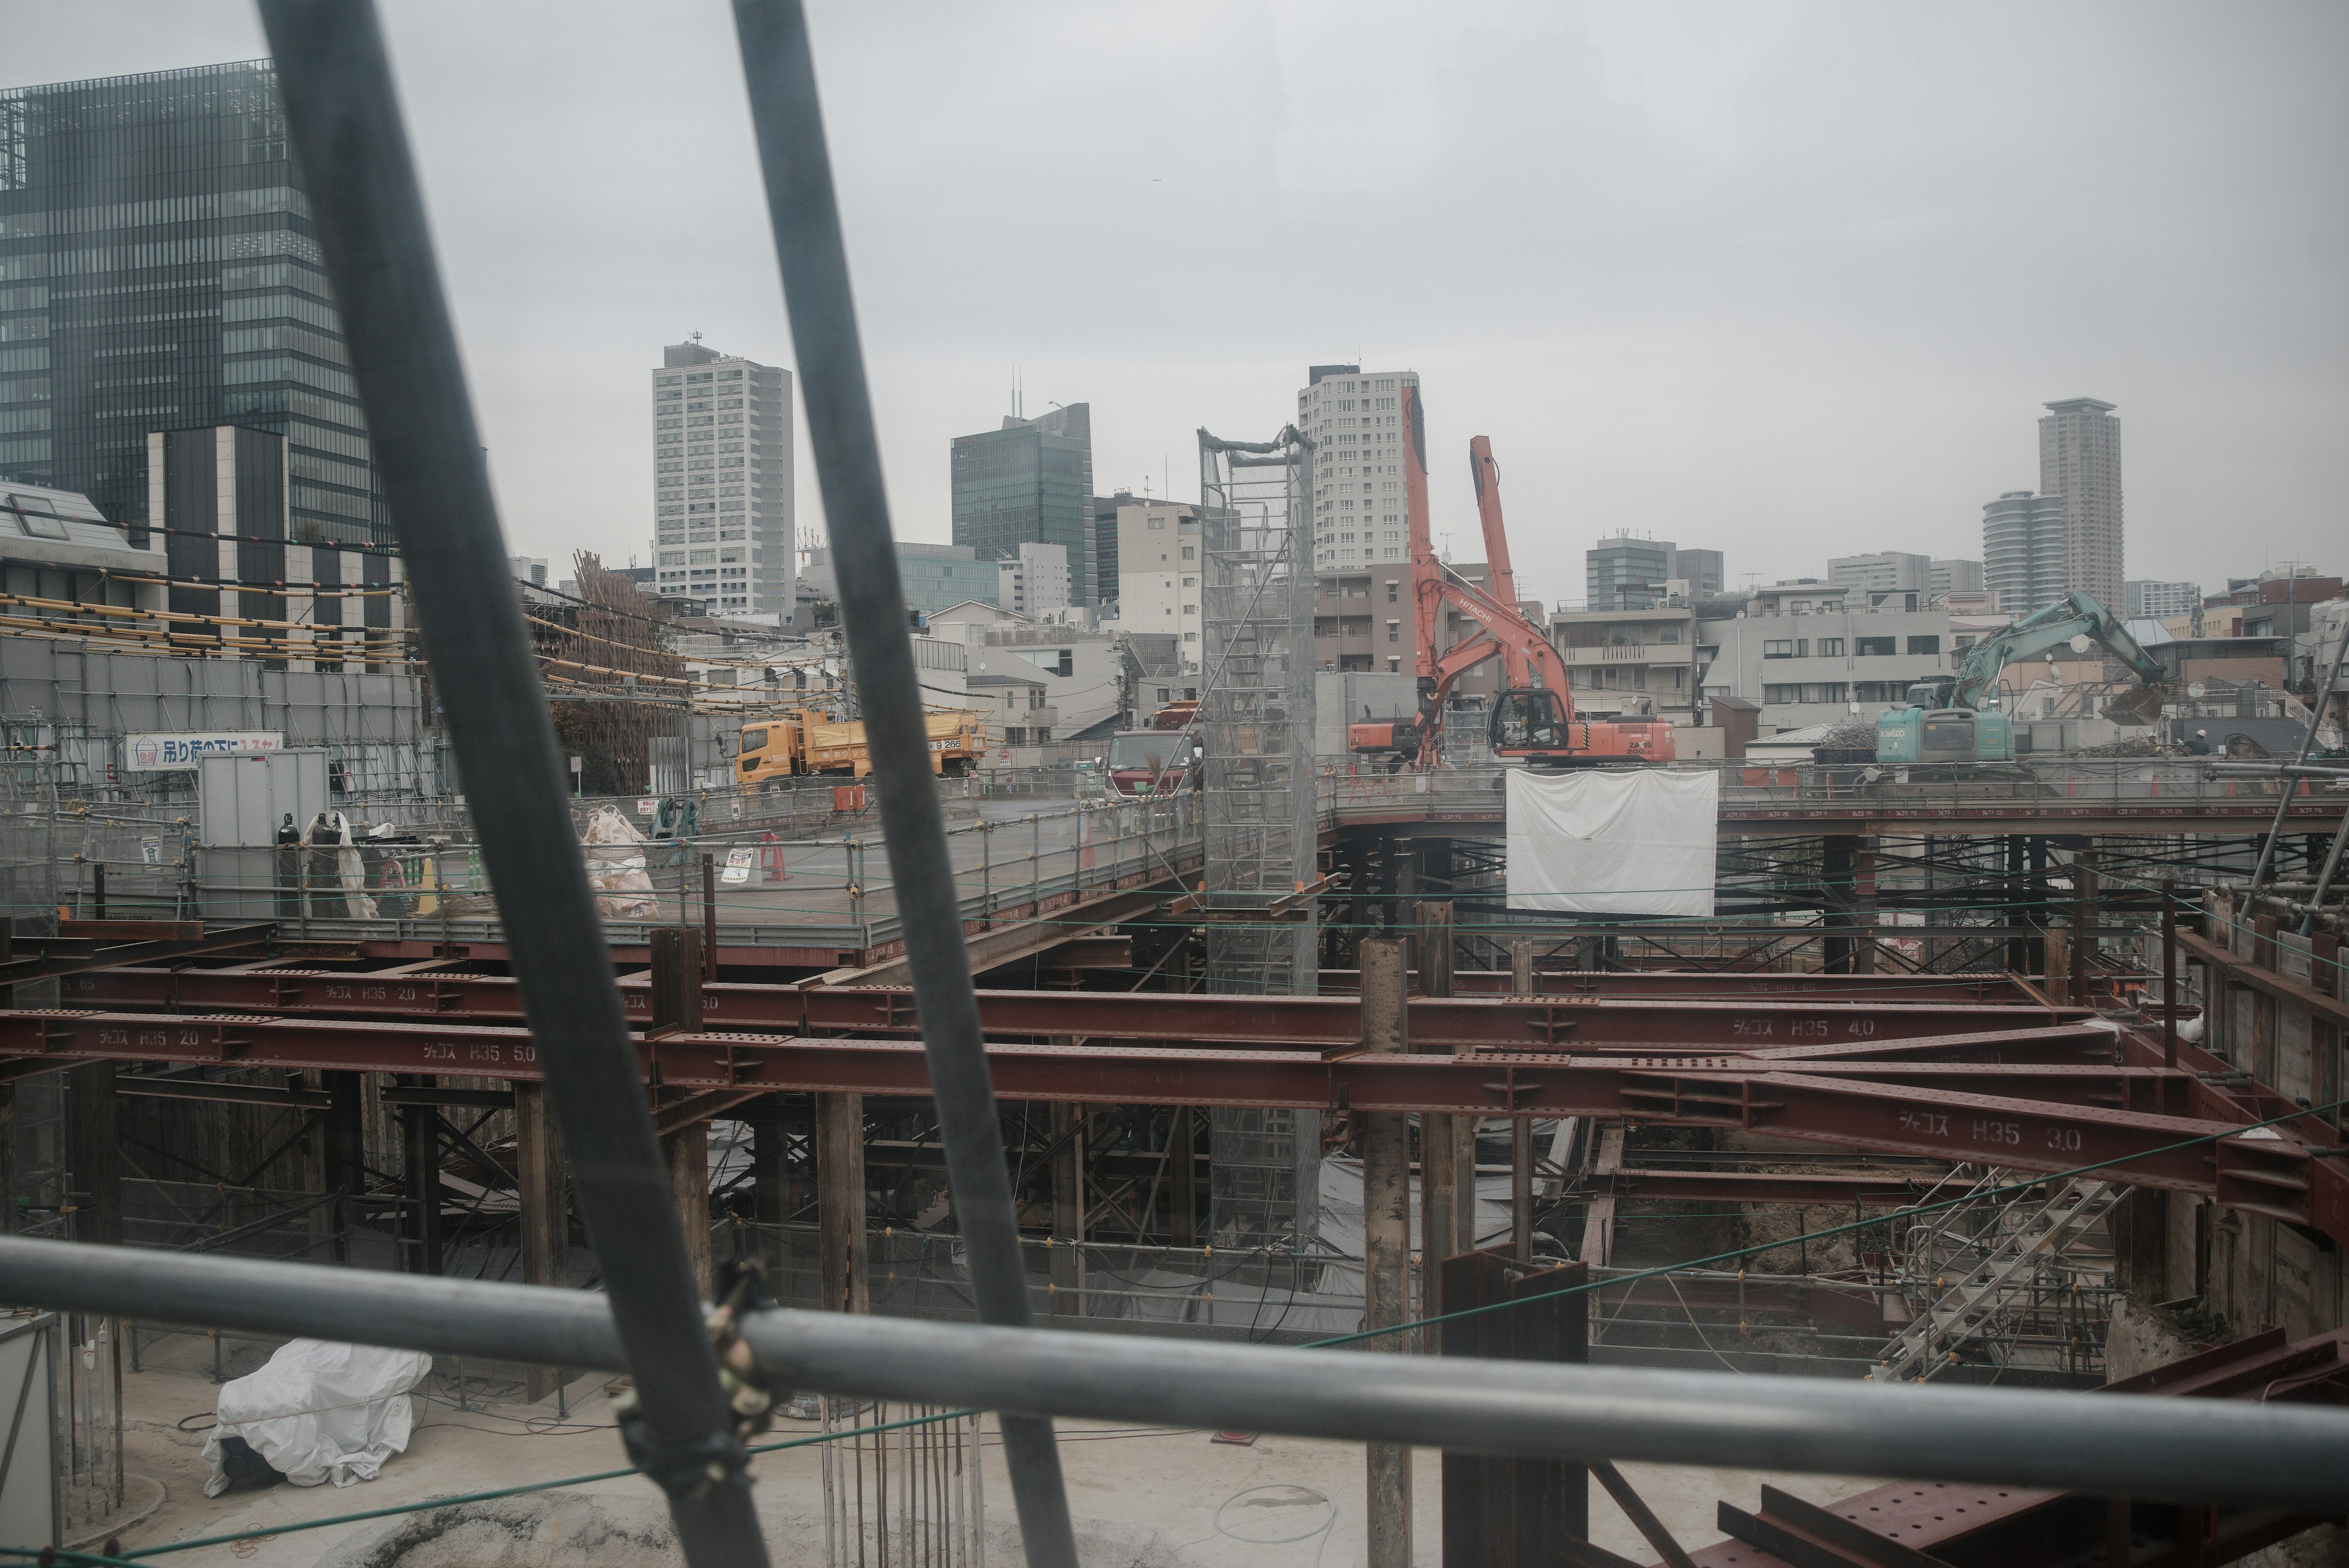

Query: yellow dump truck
[737,708,985,785]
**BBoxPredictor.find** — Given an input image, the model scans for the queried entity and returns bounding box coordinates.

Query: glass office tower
[0,61,384,546]
[950,403,1096,606]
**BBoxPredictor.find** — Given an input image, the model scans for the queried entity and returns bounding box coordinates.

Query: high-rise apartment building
[951,403,1096,604]
[2125,579,2202,620]
[2039,397,2123,609]
[1298,363,1416,571]
[0,61,385,545]
[649,340,793,617]
[1983,491,2068,614]
[1828,551,1931,596]
[1930,558,1984,601]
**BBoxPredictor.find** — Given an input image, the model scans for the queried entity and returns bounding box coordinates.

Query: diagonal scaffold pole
[253,6,769,1564]
[726,3,1079,1564]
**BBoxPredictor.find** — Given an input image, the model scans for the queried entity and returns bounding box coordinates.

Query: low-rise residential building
[1313,560,1513,703]
[1698,581,1954,732]
[1547,605,1704,726]
[930,601,1124,741]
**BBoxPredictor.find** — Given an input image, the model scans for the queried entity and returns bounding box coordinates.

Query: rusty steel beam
[1604,1168,1950,1208]
[1323,969,2041,1003]
[63,968,2095,1053]
[6,1009,2320,1224]
[0,922,275,986]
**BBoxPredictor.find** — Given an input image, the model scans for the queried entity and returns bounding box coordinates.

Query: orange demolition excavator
[1346,388,1675,768]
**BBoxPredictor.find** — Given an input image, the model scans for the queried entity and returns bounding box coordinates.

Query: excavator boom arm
[1949,590,2167,711]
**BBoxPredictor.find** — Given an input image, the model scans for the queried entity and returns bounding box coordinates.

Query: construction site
[5,6,2349,1568]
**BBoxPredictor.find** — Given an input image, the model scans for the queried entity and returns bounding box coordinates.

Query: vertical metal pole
[254,9,768,1561]
[1511,938,1536,1263]
[2162,882,2179,1069]
[1167,1106,1197,1248]
[1419,900,1461,1332]
[2073,849,2096,1005]
[702,852,718,979]
[730,6,1075,1559]
[1358,937,1412,1568]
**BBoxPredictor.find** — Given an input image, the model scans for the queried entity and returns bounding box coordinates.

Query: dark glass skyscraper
[950,403,1095,606]
[0,61,384,546]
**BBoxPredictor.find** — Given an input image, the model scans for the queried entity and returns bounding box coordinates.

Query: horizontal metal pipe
[4,1235,2345,1514]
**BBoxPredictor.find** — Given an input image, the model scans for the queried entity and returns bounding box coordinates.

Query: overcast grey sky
[12,1,2345,603]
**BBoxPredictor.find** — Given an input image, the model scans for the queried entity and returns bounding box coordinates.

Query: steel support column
[1359,938,1413,1568]
[1050,1101,1085,1318]
[816,1092,867,1315]
[516,1079,570,1400]
[65,1061,122,1247]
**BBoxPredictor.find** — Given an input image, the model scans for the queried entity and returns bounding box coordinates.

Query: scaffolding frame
[1196,425,1321,1252]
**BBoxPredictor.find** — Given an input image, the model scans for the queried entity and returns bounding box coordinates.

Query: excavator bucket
[2105,683,2167,726]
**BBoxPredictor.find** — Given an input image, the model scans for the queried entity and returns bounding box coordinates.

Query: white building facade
[2125,579,2202,620]
[1110,496,1202,671]
[1828,551,1931,596]
[997,541,1071,617]
[650,340,795,619]
[1701,581,1954,733]
[1298,363,1417,571]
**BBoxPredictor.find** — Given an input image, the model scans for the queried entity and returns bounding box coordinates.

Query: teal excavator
[1876,590,2168,765]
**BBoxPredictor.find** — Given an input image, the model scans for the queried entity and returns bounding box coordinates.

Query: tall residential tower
[1299,364,1416,571]
[649,339,793,617]
[2039,396,2123,610]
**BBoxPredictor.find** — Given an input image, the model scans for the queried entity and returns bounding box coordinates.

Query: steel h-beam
[727,2,1076,1561]
[62,967,2097,1050]
[254,6,765,1562]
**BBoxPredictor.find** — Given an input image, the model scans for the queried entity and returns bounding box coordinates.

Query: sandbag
[201,1339,433,1496]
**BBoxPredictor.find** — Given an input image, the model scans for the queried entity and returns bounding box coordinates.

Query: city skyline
[6,4,2339,607]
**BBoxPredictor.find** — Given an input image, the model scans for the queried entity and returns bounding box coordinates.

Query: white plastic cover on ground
[1505,767,1718,916]
[202,1340,434,1496]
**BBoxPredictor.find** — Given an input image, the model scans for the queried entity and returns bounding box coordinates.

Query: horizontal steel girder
[1321,968,2041,1002]
[61,968,2093,1052]
[0,1009,2294,1202]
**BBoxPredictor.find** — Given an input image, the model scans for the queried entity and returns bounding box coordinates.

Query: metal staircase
[1868,1173,2118,1384]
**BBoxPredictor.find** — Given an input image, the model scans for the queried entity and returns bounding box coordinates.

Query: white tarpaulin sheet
[202,1340,433,1495]
[1505,767,1718,916]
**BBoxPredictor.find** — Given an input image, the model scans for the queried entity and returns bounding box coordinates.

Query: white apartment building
[1110,495,1203,671]
[997,541,1071,617]
[1297,363,1417,571]
[649,339,795,619]
[2126,579,2202,620]
[1702,581,1954,732]
[1828,551,1931,595]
